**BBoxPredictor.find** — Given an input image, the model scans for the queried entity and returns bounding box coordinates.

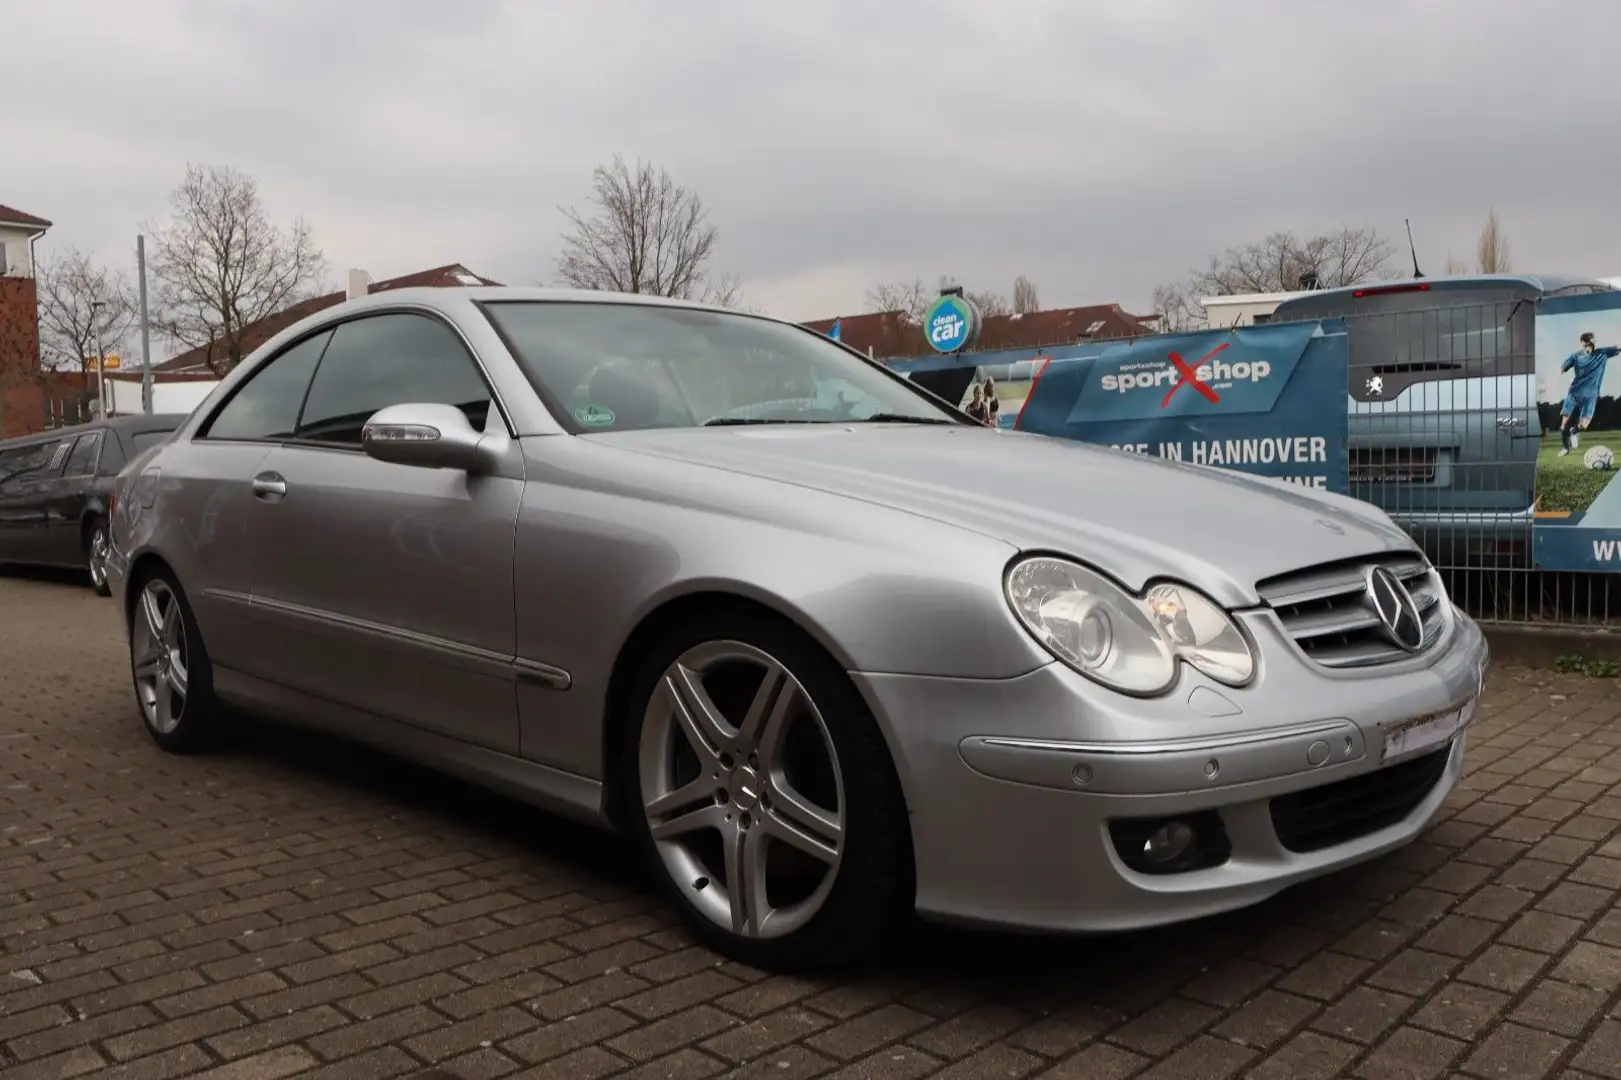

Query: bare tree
[1444,251,1470,275]
[35,247,135,376]
[1150,225,1398,331]
[1012,274,1040,314]
[866,275,1010,321]
[556,155,741,306]
[1150,280,1205,333]
[967,289,1010,318]
[146,164,326,375]
[864,278,932,323]
[1476,207,1511,273]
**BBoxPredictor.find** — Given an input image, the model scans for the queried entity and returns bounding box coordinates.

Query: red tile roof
[156,263,502,373]
[803,302,1160,359]
[0,204,52,230]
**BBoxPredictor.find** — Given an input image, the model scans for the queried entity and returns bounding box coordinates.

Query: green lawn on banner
[1537,432,1621,514]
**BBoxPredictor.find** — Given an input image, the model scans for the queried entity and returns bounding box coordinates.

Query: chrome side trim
[978,718,1355,757]
[206,588,572,690]
[961,719,1368,796]
[514,657,573,691]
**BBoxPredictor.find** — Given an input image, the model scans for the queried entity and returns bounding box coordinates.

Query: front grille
[1349,447,1438,484]
[1270,748,1451,853]
[1256,553,1446,668]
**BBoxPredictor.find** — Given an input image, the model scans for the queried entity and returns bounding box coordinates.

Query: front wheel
[622,611,913,971]
[85,521,111,597]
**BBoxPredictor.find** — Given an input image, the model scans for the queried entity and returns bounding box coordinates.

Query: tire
[128,566,230,753]
[85,520,112,597]
[620,609,913,971]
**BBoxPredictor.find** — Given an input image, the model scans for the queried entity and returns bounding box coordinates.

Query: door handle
[250,473,287,501]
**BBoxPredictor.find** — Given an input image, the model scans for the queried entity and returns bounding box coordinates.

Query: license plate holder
[1381,696,1477,764]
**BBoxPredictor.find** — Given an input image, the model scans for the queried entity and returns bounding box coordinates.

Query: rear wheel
[622,611,912,970]
[130,568,229,753]
[85,521,111,597]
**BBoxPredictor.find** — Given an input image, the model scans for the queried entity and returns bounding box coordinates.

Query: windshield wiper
[702,417,826,427]
[856,413,958,425]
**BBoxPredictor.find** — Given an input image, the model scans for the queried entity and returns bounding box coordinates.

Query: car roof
[1272,272,1615,312]
[0,413,189,452]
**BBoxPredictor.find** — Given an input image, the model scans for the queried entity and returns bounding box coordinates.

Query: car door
[242,310,524,756]
[10,438,70,564]
[0,445,37,562]
[42,429,106,568]
[179,329,336,673]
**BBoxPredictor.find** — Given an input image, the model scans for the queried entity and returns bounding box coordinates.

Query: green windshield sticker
[574,404,616,427]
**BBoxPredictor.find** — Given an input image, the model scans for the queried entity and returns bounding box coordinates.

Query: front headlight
[1005,557,1255,695]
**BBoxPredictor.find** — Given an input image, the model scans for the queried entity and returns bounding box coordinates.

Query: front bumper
[854,605,1490,933]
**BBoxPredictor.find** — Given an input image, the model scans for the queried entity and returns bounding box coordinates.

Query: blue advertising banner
[893,321,1350,494]
[1533,291,1621,572]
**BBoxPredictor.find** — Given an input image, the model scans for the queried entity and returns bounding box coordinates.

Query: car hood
[596,425,1416,607]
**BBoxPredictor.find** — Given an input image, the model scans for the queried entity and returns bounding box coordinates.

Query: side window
[295,313,491,446]
[130,431,174,456]
[0,447,32,492]
[202,331,332,442]
[62,431,104,477]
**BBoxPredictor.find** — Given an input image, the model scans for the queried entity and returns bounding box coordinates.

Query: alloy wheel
[88,529,110,591]
[132,579,189,735]
[639,640,845,939]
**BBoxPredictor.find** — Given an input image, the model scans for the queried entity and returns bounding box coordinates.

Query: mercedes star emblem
[1364,566,1424,651]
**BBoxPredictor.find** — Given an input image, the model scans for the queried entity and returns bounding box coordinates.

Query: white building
[1199,289,1308,328]
[0,203,51,277]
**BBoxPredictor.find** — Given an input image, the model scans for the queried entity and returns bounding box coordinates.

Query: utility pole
[137,235,154,414]
[91,300,108,418]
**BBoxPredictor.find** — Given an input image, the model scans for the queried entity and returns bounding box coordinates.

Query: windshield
[480,301,963,431]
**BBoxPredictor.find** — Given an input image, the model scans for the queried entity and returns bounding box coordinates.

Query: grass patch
[1536,432,1621,514]
[1553,653,1621,677]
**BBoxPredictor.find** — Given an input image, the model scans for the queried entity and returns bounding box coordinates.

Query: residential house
[155,263,503,374]
[802,302,1161,360]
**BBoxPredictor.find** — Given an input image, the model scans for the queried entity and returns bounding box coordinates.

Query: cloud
[4,0,1616,339]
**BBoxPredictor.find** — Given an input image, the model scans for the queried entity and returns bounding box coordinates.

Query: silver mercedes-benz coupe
[108,287,1490,970]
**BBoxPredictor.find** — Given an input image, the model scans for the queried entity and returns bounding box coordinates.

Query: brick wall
[0,275,42,438]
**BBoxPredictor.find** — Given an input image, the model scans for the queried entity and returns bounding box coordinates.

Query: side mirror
[361,403,495,473]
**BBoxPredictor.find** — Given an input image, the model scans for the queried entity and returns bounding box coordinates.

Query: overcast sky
[5,0,1618,335]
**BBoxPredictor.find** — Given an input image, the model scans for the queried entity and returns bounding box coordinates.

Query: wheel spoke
[644,775,719,820]
[165,657,188,698]
[161,599,181,648]
[649,802,726,842]
[765,781,842,864]
[665,667,731,760]
[133,650,161,682]
[723,824,770,935]
[735,661,787,749]
[139,588,165,642]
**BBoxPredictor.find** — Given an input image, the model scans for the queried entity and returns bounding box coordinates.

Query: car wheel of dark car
[129,567,230,753]
[85,520,112,597]
[622,608,913,970]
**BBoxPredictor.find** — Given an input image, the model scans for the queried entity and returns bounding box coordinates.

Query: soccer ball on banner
[1583,445,1615,471]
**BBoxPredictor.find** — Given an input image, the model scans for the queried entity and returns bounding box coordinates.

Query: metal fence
[1270,298,1614,628]
[890,295,1620,629]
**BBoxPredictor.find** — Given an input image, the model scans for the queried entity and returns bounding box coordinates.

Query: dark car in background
[0,414,187,595]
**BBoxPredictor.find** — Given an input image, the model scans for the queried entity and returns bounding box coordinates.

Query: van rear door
[1278,283,1538,543]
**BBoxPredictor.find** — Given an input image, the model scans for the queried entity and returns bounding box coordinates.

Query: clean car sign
[923,294,980,354]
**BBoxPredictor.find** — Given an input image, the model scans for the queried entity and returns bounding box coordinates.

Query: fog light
[1142,821,1197,865]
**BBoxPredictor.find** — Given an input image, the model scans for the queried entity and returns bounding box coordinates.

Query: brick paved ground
[2,572,1619,1080]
